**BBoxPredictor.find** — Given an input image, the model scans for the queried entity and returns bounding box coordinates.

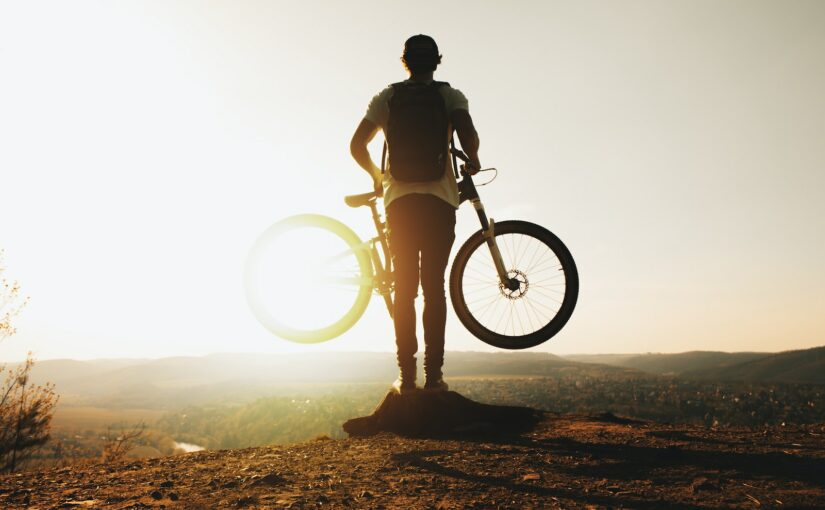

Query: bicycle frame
[362,200,395,315]
[360,145,518,318]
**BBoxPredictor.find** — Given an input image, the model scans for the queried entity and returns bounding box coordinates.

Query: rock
[60,501,99,507]
[149,490,163,500]
[691,477,721,493]
[343,416,380,437]
[222,479,240,489]
[250,472,287,486]
[343,390,541,437]
[236,495,257,507]
[591,412,646,425]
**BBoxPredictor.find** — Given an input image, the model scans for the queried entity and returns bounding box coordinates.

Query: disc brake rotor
[499,269,529,299]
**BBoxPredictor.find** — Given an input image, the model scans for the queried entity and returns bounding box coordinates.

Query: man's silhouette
[350,35,481,394]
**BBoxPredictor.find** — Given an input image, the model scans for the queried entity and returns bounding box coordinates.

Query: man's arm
[451,109,481,173]
[350,118,382,194]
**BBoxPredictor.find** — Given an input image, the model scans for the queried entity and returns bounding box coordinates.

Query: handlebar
[449,147,480,175]
[450,147,498,180]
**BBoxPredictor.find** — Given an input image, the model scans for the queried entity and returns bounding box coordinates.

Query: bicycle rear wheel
[244,214,373,343]
[449,220,578,349]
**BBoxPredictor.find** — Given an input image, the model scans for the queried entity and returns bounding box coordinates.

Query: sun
[244,215,374,344]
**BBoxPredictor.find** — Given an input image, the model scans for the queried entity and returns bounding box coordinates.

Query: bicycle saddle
[344,192,377,208]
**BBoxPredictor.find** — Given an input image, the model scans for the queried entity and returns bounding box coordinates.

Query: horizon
[5,345,817,364]
[2,1,824,361]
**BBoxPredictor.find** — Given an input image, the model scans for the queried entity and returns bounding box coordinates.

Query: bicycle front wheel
[244,214,373,343]
[450,220,578,349]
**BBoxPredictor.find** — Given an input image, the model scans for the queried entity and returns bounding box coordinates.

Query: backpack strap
[450,136,459,179]
[381,139,387,175]
[389,80,450,88]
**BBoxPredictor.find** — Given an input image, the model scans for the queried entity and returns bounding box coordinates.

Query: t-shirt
[364,80,469,209]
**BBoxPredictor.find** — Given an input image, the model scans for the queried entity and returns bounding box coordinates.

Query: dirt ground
[2,412,824,509]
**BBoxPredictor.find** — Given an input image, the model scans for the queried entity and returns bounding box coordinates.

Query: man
[350,35,481,394]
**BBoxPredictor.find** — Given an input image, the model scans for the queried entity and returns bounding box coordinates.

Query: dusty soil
[1,412,824,509]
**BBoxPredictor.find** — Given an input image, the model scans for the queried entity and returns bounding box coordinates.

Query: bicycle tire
[244,214,373,343]
[449,220,578,349]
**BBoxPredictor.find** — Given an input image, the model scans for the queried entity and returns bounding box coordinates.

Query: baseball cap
[403,34,440,60]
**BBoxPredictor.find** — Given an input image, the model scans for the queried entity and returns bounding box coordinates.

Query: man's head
[401,34,442,74]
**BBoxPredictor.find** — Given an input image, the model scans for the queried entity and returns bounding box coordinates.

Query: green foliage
[0,355,59,472]
[156,384,387,449]
[0,253,59,473]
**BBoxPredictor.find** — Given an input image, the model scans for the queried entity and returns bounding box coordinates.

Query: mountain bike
[244,147,578,349]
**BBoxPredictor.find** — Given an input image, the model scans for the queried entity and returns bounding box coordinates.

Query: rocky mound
[343,390,542,437]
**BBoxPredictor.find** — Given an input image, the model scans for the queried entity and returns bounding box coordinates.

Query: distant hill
[563,354,639,366]
[566,347,825,384]
[22,351,638,408]
[565,351,768,376]
[684,346,825,384]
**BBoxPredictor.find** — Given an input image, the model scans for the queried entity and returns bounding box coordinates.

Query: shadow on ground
[344,392,825,509]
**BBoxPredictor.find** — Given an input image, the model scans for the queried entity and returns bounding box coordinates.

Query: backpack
[384,81,450,182]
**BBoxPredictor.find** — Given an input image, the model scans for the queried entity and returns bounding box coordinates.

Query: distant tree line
[454,375,825,427]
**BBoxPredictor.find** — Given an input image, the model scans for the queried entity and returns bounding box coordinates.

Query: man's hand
[463,155,482,175]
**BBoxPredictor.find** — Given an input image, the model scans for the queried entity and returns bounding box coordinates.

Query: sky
[1,0,824,361]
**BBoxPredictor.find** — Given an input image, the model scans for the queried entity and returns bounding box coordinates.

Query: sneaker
[391,377,418,394]
[423,378,449,392]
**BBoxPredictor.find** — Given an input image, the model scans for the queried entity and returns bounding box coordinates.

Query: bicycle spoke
[526,254,562,274]
[522,237,546,275]
[466,291,503,307]
[526,287,564,306]
[524,295,561,315]
[469,294,504,319]
[524,298,541,333]
[319,274,374,286]
[513,299,526,335]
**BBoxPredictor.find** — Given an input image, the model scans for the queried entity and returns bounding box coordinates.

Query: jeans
[386,193,456,380]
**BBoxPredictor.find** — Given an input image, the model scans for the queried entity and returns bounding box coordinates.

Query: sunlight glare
[245,222,370,342]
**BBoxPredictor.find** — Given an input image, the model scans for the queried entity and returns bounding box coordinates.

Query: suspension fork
[470,197,516,290]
